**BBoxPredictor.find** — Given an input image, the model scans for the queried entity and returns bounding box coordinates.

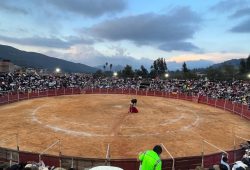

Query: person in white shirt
[232,161,248,170]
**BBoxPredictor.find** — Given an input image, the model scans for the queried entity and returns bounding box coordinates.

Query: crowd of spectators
[1,72,250,104]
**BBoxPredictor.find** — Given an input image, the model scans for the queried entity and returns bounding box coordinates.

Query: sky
[0,0,249,69]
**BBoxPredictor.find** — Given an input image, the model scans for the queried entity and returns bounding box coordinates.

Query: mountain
[95,59,214,71]
[211,59,242,68]
[167,59,214,70]
[0,44,97,73]
[91,56,153,71]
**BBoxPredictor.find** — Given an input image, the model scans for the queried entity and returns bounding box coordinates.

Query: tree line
[94,54,250,80]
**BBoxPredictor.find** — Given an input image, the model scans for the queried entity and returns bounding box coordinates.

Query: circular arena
[0,90,250,162]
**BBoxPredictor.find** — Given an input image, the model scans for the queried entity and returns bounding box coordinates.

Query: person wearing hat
[138,145,162,170]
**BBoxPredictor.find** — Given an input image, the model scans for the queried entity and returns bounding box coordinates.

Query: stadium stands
[1,72,250,105]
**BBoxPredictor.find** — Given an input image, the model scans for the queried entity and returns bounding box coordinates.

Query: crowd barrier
[0,147,245,170]
[0,87,249,170]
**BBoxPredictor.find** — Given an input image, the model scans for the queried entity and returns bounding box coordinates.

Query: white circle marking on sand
[31,102,200,137]
[112,105,123,108]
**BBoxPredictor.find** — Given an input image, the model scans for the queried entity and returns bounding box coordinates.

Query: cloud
[46,49,215,71]
[158,41,200,52]
[230,7,250,18]
[0,0,28,14]
[44,45,153,69]
[211,1,250,34]
[229,6,250,33]
[47,0,127,17]
[88,7,201,52]
[230,18,250,33]
[43,45,248,71]
[0,35,94,48]
[210,0,248,12]
[89,56,153,69]
[165,52,248,63]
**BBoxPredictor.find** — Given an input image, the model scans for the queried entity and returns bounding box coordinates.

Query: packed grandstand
[1,72,250,105]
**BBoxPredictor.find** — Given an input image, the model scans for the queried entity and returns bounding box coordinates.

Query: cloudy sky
[0,0,249,69]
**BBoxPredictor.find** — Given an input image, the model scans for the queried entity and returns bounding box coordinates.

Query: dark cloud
[0,0,28,14]
[230,7,250,18]
[47,0,127,17]
[88,7,201,51]
[158,41,200,52]
[0,35,94,48]
[230,18,250,33]
[210,0,248,12]
[229,6,250,33]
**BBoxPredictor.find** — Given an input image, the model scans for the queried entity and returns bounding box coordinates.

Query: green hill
[0,44,97,73]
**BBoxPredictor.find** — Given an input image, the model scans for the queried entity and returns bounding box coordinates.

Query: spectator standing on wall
[138,145,162,170]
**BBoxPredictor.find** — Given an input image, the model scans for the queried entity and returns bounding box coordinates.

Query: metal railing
[39,140,61,167]
[161,143,175,170]
[201,140,228,168]
[0,133,19,166]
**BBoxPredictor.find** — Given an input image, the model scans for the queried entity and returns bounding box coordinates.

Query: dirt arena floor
[0,94,250,159]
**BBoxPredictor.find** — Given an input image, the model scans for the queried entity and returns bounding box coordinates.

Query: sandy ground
[0,94,249,159]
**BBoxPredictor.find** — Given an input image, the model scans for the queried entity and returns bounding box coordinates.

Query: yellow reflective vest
[139,150,162,170]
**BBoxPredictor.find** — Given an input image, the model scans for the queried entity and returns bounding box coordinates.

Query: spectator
[220,155,230,170]
[1,71,250,105]
[232,161,248,170]
[242,149,250,166]
[138,145,162,170]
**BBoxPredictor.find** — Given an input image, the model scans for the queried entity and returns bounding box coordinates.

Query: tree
[105,62,108,69]
[93,70,104,78]
[134,69,142,77]
[182,62,189,73]
[246,55,250,71]
[150,58,167,78]
[140,65,149,77]
[109,64,113,71]
[182,62,196,79]
[117,70,122,78]
[121,65,134,77]
[221,64,237,80]
[239,59,246,74]
[205,67,223,80]
[134,65,149,78]
[103,65,106,71]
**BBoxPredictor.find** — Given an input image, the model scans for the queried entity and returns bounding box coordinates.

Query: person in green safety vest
[138,145,162,170]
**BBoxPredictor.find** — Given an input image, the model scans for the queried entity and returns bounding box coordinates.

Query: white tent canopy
[89,166,123,170]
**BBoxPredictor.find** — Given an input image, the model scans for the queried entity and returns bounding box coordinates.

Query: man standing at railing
[138,145,162,170]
